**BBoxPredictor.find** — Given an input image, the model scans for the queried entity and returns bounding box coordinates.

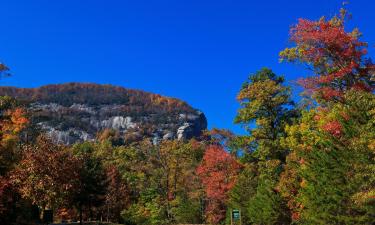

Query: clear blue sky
[1,0,374,134]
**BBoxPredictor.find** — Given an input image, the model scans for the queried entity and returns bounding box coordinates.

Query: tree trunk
[79,204,83,225]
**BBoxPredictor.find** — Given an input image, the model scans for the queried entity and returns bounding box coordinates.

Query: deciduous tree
[12,136,80,219]
[280,9,374,102]
[197,145,242,224]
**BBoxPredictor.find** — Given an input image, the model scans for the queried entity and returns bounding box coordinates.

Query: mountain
[0,83,207,144]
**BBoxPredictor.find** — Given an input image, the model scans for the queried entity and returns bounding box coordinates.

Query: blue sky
[1,0,374,134]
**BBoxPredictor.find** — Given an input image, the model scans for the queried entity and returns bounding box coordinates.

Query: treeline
[0,82,194,114]
[0,8,374,225]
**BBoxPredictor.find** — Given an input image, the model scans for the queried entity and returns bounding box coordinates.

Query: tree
[235,68,296,161]
[227,164,258,224]
[197,145,242,224]
[71,142,107,224]
[12,136,80,220]
[280,9,374,103]
[103,164,129,223]
[278,90,374,224]
[0,62,10,78]
[233,68,296,224]
[119,139,206,225]
[0,97,28,184]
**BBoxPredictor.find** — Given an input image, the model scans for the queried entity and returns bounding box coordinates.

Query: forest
[0,8,374,225]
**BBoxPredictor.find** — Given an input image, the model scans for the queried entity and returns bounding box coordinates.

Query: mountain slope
[0,83,207,144]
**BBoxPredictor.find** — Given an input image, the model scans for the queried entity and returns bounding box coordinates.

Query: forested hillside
[0,83,207,144]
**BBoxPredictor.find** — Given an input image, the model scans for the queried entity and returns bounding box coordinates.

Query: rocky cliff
[0,83,207,144]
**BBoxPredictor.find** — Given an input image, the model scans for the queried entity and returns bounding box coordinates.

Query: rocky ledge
[0,83,207,144]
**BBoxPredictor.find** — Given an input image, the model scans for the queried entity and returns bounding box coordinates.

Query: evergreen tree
[233,68,296,224]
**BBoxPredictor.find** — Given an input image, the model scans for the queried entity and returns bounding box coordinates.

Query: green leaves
[278,91,375,224]
[231,68,296,224]
[235,68,295,161]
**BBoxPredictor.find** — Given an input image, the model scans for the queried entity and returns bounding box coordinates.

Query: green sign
[232,209,240,220]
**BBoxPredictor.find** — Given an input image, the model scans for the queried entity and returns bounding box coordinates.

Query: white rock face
[30,101,206,144]
[177,123,192,140]
[31,103,64,112]
[46,127,94,145]
[179,113,199,121]
[163,132,174,140]
[101,116,137,130]
[70,104,95,114]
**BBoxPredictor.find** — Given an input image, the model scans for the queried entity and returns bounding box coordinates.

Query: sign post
[231,209,241,225]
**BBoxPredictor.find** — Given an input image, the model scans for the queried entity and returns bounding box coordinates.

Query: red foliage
[322,120,343,137]
[104,165,129,221]
[196,145,242,224]
[288,15,374,100]
[292,212,301,221]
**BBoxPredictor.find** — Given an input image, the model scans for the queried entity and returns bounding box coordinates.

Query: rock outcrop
[0,83,207,144]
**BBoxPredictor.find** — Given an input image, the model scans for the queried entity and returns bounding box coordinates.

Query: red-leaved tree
[196,145,242,224]
[280,9,374,102]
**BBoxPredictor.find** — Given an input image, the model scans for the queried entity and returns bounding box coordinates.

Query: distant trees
[0,83,194,114]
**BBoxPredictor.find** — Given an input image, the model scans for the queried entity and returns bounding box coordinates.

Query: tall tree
[235,68,296,161]
[233,68,295,224]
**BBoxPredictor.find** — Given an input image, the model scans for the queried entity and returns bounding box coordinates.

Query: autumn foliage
[197,145,242,224]
[280,9,374,101]
[0,5,374,225]
[12,137,80,212]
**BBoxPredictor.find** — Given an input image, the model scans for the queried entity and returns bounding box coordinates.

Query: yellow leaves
[266,159,281,169]
[352,189,375,206]
[368,139,375,154]
[300,179,308,188]
[279,47,303,63]
[10,108,28,132]
[1,107,28,146]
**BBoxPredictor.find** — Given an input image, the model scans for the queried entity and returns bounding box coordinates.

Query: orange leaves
[197,145,242,199]
[322,120,343,137]
[291,212,301,221]
[9,108,28,133]
[196,145,242,224]
[0,107,28,145]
